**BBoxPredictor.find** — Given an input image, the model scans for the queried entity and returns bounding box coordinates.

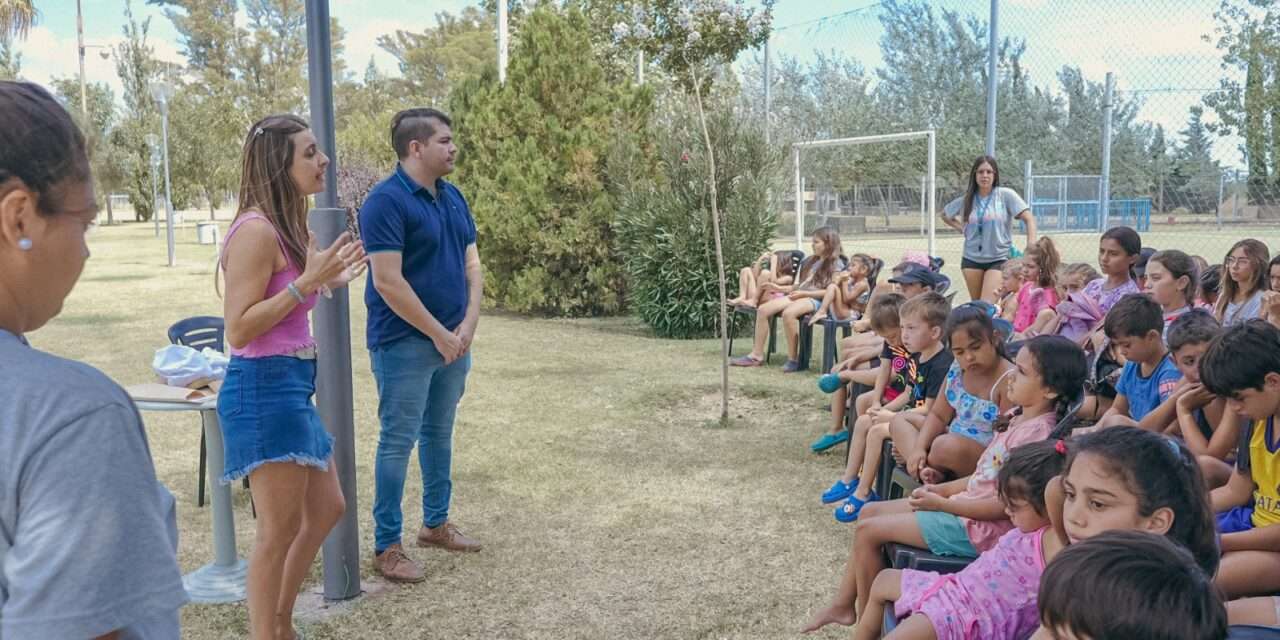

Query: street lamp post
[75,0,111,121]
[149,80,176,267]
[145,133,160,237]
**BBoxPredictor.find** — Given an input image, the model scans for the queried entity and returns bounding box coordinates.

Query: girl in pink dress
[1012,237,1061,337]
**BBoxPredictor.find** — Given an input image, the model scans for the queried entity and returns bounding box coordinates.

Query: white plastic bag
[152,344,226,387]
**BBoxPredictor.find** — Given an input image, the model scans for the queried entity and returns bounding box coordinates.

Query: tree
[450,5,652,316]
[51,77,124,223]
[616,0,772,422]
[110,0,162,222]
[0,0,35,40]
[1205,1,1278,204]
[1173,106,1222,213]
[378,7,496,108]
[0,34,20,79]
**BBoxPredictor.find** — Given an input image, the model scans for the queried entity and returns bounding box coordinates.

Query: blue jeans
[370,334,470,552]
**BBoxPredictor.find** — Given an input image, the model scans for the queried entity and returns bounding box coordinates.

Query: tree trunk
[691,72,730,423]
[105,193,114,225]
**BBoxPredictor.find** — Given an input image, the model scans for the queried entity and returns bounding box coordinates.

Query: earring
[17,237,32,251]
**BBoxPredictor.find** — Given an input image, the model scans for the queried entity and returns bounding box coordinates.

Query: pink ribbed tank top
[221,212,317,358]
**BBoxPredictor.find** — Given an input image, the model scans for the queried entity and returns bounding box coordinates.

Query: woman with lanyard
[941,155,1037,303]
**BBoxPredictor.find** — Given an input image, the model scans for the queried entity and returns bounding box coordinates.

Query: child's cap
[888,263,943,289]
[900,250,931,268]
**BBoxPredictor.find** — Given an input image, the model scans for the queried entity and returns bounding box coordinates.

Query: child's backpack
[1047,291,1105,343]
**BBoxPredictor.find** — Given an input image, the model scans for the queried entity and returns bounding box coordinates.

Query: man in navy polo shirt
[359,108,484,583]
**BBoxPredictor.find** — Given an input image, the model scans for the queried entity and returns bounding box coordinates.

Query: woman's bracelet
[286,281,306,303]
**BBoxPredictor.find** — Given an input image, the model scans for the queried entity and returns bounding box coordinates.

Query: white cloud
[343,18,404,78]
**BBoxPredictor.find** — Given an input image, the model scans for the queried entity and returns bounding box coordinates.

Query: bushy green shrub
[619,93,778,339]
[448,5,654,316]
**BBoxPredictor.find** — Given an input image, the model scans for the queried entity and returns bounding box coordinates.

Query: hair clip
[254,127,265,137]
[1054,440,1068,456]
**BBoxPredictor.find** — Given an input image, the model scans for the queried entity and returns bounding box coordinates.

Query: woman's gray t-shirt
[1222,289,1266,326]
[0,330,187,639]
[942,187,1030,263]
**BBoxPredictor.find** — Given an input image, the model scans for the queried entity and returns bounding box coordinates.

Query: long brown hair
[962,155,1001,223]
[1215,238,1269,319]
[804,226,844,288]
[234,114,312,269]
[1024,236,1061,289]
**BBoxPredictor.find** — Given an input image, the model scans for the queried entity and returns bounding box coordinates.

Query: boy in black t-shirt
[823,293,953,522]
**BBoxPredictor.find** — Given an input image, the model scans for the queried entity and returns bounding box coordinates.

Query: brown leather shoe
[373,543,425,583]
[417,521,482,552]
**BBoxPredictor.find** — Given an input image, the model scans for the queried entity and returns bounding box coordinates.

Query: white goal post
[792,129,937,257]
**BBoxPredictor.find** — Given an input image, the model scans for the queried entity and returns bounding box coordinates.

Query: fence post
[927,129,936,257]
[498,0,509,84]
[794,147,802,250]
[919,174,926,237]
[1217,170,1225,230]
[984,0,999,156]
[763,36,771,146]
[1099,72,1115,231]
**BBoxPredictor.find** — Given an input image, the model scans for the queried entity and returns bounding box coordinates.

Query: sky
[15,0,1244,167]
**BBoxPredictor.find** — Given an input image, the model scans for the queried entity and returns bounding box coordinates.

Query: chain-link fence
[747,0,1280,289]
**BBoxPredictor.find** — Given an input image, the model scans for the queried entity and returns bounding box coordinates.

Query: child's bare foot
[800,602,856,633]
[808,311,828,326]
[919,466,945,485]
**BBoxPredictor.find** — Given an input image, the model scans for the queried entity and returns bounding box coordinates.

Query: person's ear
[1142,506,1174,535]
[0,183,41,251]
[1263,372,1280,394]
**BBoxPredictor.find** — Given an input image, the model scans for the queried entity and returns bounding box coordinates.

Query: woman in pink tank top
[218,114,366,640]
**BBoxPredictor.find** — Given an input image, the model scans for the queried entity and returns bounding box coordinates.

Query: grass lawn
[31,221,866,639]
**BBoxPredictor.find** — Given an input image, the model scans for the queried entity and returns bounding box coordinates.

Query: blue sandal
[821,478,858,504]
[810,430,850,452]
[834,491,879,523]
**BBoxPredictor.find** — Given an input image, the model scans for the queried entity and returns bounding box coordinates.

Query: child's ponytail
[1027,237,1061,289]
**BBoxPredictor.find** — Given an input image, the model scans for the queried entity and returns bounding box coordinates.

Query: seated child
[1033,531,1227,640]
[811,294,910,453]
[1171,310,1240,489]
[1145,249,1198,340]
[902,305,1017,483]
[810,253,879,325]
[1013,237,1062,338]
[1202,321,1280,600]
[1060,262,1100,295]
[995,259,1025,322]
[856,439,1066,640]
[729,250,795,307]
[1096,294,1184,433]
[839,262,943,366]
[800,334,1089,635]
[821,292,953,521]
[1201,264,1224,308]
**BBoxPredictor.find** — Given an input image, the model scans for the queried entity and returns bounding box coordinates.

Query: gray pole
[77,0,87,122]
[151,160,160,237]
[497,0,508,84]
[304,0,361,602]
[1023,159,1033,204]
[763,36,771,146]
[793,147,802,250]
[160,103,176,267]
[984,0,999,156]
[927,129,936,257]
[1216,170,1225,230]
[1099,72,1115,231]
[637,50,644,84]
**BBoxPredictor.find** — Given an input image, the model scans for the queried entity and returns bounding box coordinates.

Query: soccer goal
[791,129,937,256]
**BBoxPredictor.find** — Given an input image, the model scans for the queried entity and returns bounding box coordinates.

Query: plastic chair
[1229,626,1280,639]
[166,317,249,513]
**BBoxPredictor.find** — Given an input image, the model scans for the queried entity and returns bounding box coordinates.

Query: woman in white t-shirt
[941,155,1037,303]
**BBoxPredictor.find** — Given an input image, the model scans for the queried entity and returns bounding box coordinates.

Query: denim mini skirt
[217,355,334,484]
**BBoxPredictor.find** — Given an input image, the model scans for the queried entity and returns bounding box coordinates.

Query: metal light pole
[984,0,999,156]
[149,80,176,267]
[497,1,509,84]
[1099,72,1115,231]
[763,36,771,146]
[146,133,160,237]
[304,0,361,602]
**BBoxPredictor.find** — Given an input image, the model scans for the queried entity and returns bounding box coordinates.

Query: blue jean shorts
[915,510,979,558]
[217,355,333,484]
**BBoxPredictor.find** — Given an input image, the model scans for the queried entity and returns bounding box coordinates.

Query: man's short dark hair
[1038,530,1227,640]
[391,108,452,159]
[1200,320,1280,398]
[1103,293,1163,340]
[1167,309,1220,353]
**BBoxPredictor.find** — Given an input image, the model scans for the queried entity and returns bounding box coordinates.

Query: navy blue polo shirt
[358,164,477,350]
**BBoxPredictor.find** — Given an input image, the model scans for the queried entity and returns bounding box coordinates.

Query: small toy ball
[818,373,842,394]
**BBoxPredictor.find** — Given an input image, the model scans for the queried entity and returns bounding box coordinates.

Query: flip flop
[730,355,763,367]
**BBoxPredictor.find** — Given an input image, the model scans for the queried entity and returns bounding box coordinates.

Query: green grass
[32,221,870,639]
